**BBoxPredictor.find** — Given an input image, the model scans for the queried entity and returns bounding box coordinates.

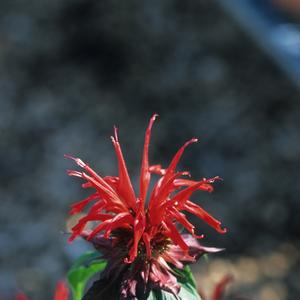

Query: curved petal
[184,200,227,234]
[139,114,158,205]
[111,127,137,211]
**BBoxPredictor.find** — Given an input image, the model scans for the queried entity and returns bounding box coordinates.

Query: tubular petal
[184,200,227,234]
[139,114,158,205]
[126,213,145,263]
[111,128,137,210]
[163,221,189,251]
[149,171,190,212]
[168,209,195,235]
[168,181,210,208]
[88,212,132,240]
[142,232,152,258]
[69,193,99,215]
[161,138,198,185]
[173,179,214,192]
[103,213,134,238]
[81,173,128,211]
[149,164,166,175]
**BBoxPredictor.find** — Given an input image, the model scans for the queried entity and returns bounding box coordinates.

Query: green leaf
[175,265,197,288]
[149,286,201,300]
[67,251,107,300]
[147,266,201,300]
[70,251,101,269]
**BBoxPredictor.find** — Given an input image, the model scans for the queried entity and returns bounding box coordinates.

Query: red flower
[54,281,69,300]
[66,115,226,298]
[15,281,69,300]
[211,275,233,300]
[15,294,28,300]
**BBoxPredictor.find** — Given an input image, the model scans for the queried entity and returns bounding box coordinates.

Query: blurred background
[0,0,300,299]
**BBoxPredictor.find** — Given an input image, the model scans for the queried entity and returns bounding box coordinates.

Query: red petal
[88,212,132,240]
[168,209,196,236]
[69,193,99,215]
[184,200,227,234]
[173,179,214,192]
[126,213,145,263]
[149,171,190,223]
[111,128,137,210]
[103,213,134,238]
[162,221,189,251]
[54,281,69,300]
[139,114,158,204]
[142,232,152,258]
[161,138,198,185]
[149,164,166,175]
[81,172,128,211]
[65,155,116,194]
[69,213,113,242]
[168,181,211,209]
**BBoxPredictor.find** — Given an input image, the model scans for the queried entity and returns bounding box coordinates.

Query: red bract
[66,115,226,298]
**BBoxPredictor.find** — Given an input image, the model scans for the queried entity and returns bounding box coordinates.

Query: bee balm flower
[66,115,226,299]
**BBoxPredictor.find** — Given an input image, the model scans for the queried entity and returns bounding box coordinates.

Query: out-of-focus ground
[0,1,300,299]
[194,241,300,300]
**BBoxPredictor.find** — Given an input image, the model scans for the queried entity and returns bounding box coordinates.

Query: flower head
[66,115,226,298]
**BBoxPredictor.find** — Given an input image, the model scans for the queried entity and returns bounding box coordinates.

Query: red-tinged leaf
[150,261,180,296]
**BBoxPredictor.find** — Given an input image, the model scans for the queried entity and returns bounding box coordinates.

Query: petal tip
[219,226,227,234]
[152,113,159,120]
[64,154,75,160]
